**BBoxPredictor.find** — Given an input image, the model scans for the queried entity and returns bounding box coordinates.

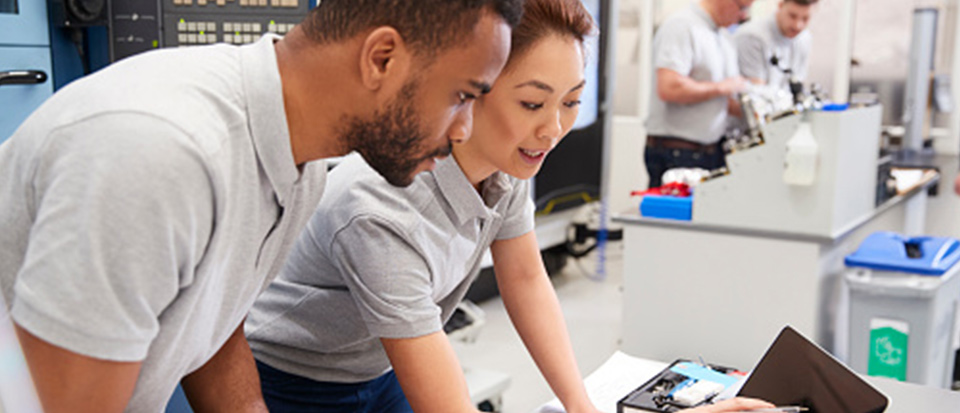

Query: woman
[245,0,774,412]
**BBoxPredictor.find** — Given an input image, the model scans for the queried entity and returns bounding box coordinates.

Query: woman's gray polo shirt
[246,153,535,383]
[0,35,327,411]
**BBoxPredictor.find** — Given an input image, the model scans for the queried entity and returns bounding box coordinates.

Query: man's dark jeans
[257,360,413,413]
[644,137,726,188]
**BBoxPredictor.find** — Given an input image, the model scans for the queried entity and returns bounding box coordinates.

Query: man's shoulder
[659,8,701,33]
[28,46,243,142]
[734,18,770,41]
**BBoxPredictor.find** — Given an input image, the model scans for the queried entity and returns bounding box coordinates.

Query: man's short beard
[339,80,444,187]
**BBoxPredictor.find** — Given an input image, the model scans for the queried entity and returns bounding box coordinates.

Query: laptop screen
[738,326,888,413]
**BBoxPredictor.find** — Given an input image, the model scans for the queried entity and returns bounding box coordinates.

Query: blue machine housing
[1,0,54,143]
[845,231,960,276]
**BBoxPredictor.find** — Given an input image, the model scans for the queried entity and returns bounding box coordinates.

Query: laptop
[737,326,889,413]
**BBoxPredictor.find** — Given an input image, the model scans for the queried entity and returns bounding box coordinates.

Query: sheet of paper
[535,351,669,413]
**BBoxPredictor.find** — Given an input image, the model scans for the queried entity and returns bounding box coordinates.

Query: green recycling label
[867,318,909,381]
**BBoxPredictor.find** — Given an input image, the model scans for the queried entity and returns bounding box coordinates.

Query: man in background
[645,0,753,188]
[734,0,817,88]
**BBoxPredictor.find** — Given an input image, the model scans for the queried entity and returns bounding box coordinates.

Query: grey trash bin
[844,232,960,389]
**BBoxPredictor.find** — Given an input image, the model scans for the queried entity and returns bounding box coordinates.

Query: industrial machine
[44,0,311,68]
[695,105,884,238]
[1,0,54,143]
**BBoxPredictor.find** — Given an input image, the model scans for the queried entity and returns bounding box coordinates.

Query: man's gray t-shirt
[646,3,739,144]
[246,153,535,383]
[0,35,326,411]
[734,14,811,88]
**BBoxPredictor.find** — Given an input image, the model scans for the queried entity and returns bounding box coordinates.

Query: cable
[562,202,624,282]
[69,28,92,75]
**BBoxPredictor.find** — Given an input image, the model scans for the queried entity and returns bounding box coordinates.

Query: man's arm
[9,116,219,413]
[181,322,268,413]
[657,68,745,105]
[381,332,478,413]
[15,324,142,413]
[490,231,597,413]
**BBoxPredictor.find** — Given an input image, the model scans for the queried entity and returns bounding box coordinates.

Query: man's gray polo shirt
[734,14,811,88]
[246,153,535,383]
[0,35,326,411]
[647,3,739,144]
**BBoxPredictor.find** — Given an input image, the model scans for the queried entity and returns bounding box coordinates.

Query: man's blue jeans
[257,360,413,413]
[644,136,727,188]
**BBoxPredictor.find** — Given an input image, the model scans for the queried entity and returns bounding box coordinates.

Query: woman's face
[468,34,586,180]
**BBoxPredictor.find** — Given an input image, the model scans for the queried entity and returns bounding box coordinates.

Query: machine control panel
[110,0,310,61]
[164,0,308,47]
[111,0,163,61]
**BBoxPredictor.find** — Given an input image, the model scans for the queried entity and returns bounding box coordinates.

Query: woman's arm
[382,332,479,413]
[490,231,598,413]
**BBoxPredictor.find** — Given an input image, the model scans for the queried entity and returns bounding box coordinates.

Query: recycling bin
[844,232,960,388]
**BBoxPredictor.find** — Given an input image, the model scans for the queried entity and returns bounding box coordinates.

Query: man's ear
[358,27,412,91]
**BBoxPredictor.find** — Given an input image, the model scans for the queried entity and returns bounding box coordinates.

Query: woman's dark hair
[507,0,595,68]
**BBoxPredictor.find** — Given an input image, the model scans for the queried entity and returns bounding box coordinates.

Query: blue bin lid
[845,231,960,276]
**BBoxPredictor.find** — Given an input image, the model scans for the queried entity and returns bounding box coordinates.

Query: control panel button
[252,23,261,32]
[187,22,197,31]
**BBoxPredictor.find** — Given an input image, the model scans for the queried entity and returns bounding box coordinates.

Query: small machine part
[620,360,743,412]
[661,168,711,187]
[670,379,726,407]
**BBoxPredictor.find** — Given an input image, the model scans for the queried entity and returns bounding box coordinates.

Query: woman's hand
[680,397,775,412]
